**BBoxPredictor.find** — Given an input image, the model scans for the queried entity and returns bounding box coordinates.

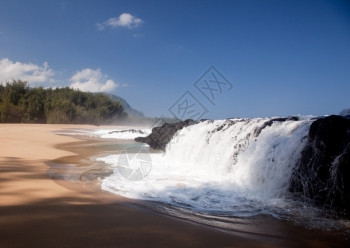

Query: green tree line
[0,80,126,124]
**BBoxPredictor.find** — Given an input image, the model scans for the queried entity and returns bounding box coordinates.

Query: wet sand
[0,124,348,247]
[0,124,268,248]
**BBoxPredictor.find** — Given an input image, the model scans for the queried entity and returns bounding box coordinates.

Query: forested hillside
[0,80,126,124]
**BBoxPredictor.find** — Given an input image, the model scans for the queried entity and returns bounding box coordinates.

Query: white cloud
[97,13,143,30]
[0,59,120,92]
[0,58,55,85]
[70,68,118,93]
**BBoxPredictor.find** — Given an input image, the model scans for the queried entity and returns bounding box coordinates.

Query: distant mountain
[104,93,144,118]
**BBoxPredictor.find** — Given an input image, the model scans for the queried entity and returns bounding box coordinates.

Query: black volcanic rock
[290,115,350,215]
[135,119,197,150]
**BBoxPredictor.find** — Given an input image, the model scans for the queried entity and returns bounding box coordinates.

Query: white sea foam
[93,128,151,139]
[100,118,313,217]
[55,127,151,140]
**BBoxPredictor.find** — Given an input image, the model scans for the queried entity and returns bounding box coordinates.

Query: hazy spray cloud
[0,58,55,85]
[70,68,118,93]
[97,13,143,30]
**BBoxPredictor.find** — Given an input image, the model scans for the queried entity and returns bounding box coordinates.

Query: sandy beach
[0,124,270,248]
[1,124,348,248]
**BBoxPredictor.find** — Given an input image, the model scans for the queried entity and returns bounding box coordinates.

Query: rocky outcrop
[136,115,350,215]
[135,119,197,150]
[289,115,350,215]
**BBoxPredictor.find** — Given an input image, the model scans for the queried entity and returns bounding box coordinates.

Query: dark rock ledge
[290,115,350,216]
[135,119,197,150]
[135,115,350,216]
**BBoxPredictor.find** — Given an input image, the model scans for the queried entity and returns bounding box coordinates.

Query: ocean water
[92,119,350,233]
[93,128,151,139]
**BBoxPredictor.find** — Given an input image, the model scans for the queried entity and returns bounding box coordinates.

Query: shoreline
[43,127,347,247]
[43,126,350,247]
[0,123,277,248]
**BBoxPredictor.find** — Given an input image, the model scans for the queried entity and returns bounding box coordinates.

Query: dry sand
[0,124,340,248]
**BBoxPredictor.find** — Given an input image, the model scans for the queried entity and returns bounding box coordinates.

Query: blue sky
[0,0,349,119]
